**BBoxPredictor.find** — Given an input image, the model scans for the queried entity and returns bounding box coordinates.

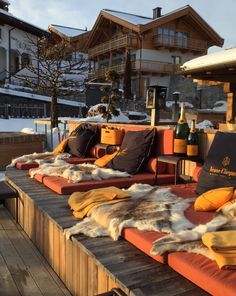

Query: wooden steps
[0,205,72,296]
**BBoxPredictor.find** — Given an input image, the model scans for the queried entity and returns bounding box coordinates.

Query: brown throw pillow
[67,124,99,157]
[107,128,156,174]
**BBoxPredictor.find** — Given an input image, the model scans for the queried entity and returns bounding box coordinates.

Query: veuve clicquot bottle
[174,102,189,155]
[187,119,199,157]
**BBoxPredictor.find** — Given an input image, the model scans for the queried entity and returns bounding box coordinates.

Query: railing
[88,60,179,79]
[153,34,208,52]
[88,34,138,57]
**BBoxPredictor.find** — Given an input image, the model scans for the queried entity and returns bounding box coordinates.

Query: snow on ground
[166,101,194,109]
[79,113,130,123]
[0,118,35,132]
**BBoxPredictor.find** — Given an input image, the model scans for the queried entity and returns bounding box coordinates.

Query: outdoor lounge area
[2,118,236,296]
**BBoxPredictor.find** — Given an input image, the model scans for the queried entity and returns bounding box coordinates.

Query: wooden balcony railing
[88,34,138,57]
[153,34,208,52]
[88,60,179,79]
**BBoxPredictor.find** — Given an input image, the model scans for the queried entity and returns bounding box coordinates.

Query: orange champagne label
[174,139,187,154]
[187,145,198,156]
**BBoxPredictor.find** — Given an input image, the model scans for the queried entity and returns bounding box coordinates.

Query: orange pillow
[53,138,70,154]
[194,187,234,212]
[94,151,118,168]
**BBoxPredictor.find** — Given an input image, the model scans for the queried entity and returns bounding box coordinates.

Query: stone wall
[168,75,226,108]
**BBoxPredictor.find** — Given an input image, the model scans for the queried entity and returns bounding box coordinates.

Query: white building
[0,0,47,83]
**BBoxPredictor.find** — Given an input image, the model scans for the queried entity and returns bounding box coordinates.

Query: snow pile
[166,101,193,109]
[212,100,227,112]
[20,128,36,134]
[196,120,214,129]
[86,104,130,123]
[88,104,107,116]
[79,113,130,123]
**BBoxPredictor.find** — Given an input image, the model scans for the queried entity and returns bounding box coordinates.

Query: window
[156,27,189,48]
[171,56,181,65]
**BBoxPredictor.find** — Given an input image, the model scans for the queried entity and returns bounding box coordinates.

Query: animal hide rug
[7,151,71,167]
[64,183,236,260]
[29,160,130,183]
[65,183,195,239]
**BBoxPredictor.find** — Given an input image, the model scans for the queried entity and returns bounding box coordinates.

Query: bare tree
[15,35,87,127]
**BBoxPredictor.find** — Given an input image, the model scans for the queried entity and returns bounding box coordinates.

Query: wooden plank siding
[5,168,209,296]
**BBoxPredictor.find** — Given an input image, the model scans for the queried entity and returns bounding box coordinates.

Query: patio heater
[146,86,167,126]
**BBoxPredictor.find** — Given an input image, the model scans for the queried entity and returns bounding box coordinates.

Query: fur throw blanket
[29,160,130,183]
[64,183,236,260]
[7,152,71,168]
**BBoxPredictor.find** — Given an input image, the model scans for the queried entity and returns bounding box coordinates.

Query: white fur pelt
[64,183,236,261]
[65,183,195,240]
[7,151,71,168]
[30,160,130,183]
[151,200,236,258]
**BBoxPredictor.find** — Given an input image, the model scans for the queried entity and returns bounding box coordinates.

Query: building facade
[85,6,224,103]
[0,0,47,84]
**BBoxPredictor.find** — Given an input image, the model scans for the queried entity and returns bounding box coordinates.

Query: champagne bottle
[174,102,189,155]
[187,119,199,157]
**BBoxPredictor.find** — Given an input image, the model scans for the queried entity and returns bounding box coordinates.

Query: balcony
[88,60,179,79]
[88,34,138,58]
[153,34,208,52]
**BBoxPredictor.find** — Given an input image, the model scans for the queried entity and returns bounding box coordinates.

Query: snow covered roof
[0,7,48,36]
[103,9,152,25]
[49,24,87,38]
[181,47,236,73]
[0,88,86,107]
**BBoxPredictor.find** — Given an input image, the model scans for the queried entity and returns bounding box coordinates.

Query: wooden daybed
[5,168,210,296]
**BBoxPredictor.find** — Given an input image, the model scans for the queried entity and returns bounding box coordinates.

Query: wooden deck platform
[5,168,209,296]
[0,205,71,296]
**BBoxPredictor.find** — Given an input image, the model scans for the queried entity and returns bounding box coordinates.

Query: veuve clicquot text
[187,119,199,157]
[174,102,189,155]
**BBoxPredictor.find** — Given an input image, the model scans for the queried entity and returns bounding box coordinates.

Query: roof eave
[0,12,48,37]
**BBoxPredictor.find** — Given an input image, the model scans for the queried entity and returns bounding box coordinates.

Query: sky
[9,0,236,53]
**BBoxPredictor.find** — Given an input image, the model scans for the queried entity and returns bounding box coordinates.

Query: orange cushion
[168,252,236,296]
[122,228,167,264]
[41,173,175,195]
[94,151,118,168]
[145,158,166,174]
[193,166,202,182]
[122,183,214,265]
[16,162,39,170]
[194,187,234,211]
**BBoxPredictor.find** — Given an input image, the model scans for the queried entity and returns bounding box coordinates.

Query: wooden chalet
[48,24,90,53]
[85,5,223,98]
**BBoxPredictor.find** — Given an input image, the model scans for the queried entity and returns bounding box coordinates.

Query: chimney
[153,7,162,19]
